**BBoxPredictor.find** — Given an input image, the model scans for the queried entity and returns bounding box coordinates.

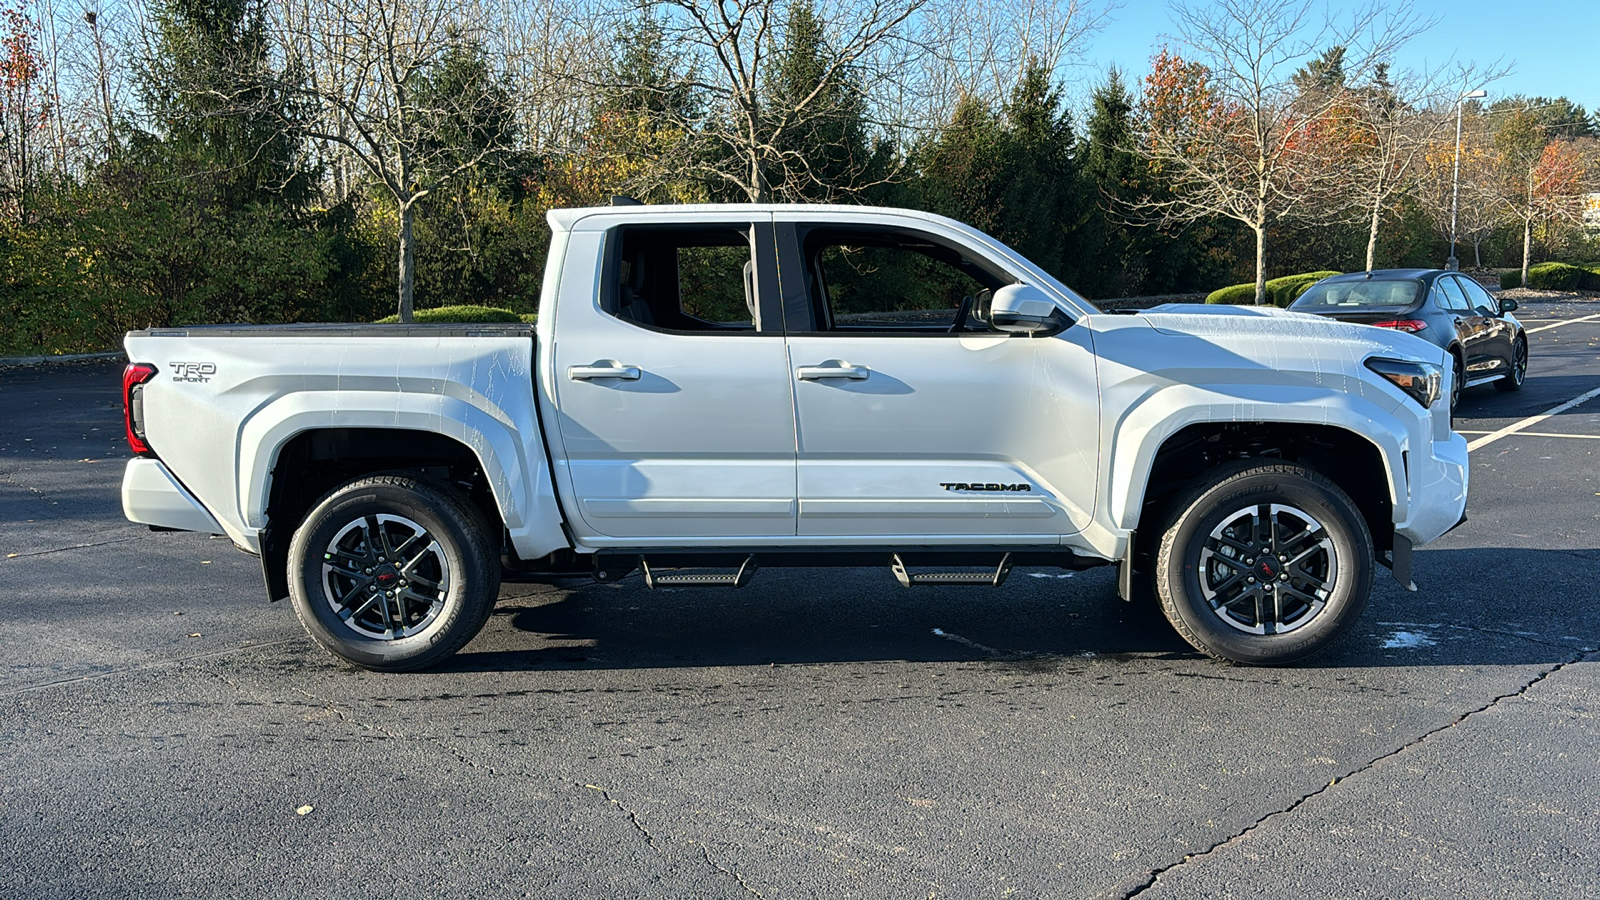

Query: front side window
[609,226,760,332]
[799,228,1008,334]
[1454,276,1500,315]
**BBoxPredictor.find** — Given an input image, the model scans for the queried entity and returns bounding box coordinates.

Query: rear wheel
[1494,336,1527,391]
[1153,461,1373,665]
[287,475,499,672]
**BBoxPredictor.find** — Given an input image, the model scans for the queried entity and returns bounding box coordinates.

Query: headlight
[1366,358,1442,409]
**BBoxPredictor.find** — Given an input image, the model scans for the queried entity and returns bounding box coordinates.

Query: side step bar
[640,555,759,589]
[892,553,1012,587]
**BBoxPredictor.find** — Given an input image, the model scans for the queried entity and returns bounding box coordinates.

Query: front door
[774,220,1099,541]
[548,216,797,542]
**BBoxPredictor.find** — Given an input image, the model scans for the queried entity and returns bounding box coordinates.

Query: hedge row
[1500,262,1600,291]
[375,305,537,324]
[1205,271,1341,308]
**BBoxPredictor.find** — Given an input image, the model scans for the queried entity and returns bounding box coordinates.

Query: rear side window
[608,226,761,332]
[1291,280,1421,309]
[1435,277,1471,313]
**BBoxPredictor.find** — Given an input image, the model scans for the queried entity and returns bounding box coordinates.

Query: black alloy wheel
[287,474,499,671]
[1154,460,1374,665]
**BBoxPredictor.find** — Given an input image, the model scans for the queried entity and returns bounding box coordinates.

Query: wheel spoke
[366,515,393,558]
[1206,548,1252,572]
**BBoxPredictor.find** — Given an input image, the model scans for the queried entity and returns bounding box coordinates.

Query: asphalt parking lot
[3,299,1598,899]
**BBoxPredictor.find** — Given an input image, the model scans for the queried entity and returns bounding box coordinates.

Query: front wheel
[1153,461,1373,665]
[287,475,499,672]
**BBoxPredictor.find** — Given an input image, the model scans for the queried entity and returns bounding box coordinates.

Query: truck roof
[546,202,964,232]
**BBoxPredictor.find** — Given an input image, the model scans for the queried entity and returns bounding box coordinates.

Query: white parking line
[1525,313,1600,334]
[1467,385,1600,451]
[1456,430,1600,440]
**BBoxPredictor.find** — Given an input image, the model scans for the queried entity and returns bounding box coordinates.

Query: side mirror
[1498,297,1519,314]
[990,284,1066,334]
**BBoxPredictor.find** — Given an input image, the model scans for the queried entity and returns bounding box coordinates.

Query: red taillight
[1372,319,1428,333]
[123,363,158,456]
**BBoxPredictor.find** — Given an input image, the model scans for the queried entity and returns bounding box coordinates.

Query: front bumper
[122,458,225,535]
[1395,429,1469,547]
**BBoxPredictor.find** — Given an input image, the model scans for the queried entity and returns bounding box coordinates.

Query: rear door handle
[568,361,641,381]
[796,360,870,380]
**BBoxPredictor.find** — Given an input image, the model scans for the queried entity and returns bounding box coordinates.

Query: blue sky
[1077,0,1599,113]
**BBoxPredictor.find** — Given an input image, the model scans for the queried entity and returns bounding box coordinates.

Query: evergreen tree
[760,0,889,201]
[134,0,313,208]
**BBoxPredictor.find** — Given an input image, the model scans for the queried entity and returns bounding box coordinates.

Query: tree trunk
[748,151,768,202]
[398,202,416,323]
[1472,238,1482,269]
[1253,224,1267,306]
[1520,216,1532,286]
[1366,195,1382,273]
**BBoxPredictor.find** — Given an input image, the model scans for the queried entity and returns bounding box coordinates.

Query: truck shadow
[441,547,1600,673]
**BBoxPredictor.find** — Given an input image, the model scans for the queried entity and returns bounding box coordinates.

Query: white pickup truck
[121,203,1468,670]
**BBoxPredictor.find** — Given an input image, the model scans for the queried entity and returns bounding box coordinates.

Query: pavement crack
[698,844,764,897]
[2,536,142,560]
[1118,650,1591,899]
[584,783,664,854]
[1,640,303,695]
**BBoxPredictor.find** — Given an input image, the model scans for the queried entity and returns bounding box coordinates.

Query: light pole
[1449,88,1488,270]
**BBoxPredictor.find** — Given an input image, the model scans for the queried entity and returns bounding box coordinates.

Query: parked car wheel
[1449,351,1464,411]
[1494,336,1527,392]
[287,474,499,672]
[1153,461,1373,665]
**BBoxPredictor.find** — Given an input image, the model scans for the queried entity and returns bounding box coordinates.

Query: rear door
[548,215,797,542]
[1453,275,1515,374]
[773,217,1099,541]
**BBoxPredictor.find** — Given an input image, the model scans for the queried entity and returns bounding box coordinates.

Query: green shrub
[1206,271,1341,308]
[1499,270,1522,290]
[1582,266,1600,291]
[1526,262,1586,291]
[375,305,523,324]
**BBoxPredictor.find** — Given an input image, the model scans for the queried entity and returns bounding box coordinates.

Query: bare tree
[646,0,931,202]
[269,0,517,321]
[1133,0,1426,304]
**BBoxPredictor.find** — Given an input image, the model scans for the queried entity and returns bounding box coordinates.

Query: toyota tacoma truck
[120,203,1468,671]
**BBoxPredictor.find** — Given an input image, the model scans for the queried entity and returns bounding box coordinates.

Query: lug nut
[364,567,372,574]
[1246,576,1256,583]
[1279,554,1287,562]
[1279,573,1289,581]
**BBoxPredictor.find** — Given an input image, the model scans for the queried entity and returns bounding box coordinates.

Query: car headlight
[1365,357,1442,409]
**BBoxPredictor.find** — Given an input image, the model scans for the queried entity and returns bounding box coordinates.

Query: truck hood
[1133,303,1445,366]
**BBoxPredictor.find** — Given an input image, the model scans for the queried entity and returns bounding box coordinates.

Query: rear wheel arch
[260,428,506,600]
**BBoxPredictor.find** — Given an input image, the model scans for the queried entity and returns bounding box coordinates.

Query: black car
[1288,268,1527,409]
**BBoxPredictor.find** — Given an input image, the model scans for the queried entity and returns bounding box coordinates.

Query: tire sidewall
[1160,469,1372,665]
[288,480,489,670]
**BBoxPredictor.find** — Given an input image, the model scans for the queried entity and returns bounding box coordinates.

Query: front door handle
[796,360,870,381]
[568,361,641,381]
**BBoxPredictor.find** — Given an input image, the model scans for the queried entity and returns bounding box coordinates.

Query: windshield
[1290,279,1423,311]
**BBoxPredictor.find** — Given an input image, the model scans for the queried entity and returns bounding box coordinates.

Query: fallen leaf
[296,805,314,816]
[200,561,211,565]
[187,633,201,638]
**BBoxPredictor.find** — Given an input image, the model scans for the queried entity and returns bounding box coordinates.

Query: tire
[1494,336,1526,392]
[1449,351,1464,412]
[287,474,499,672]
[1152,460,1373,666]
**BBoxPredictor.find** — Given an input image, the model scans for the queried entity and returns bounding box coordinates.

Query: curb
[0,350,125,370]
